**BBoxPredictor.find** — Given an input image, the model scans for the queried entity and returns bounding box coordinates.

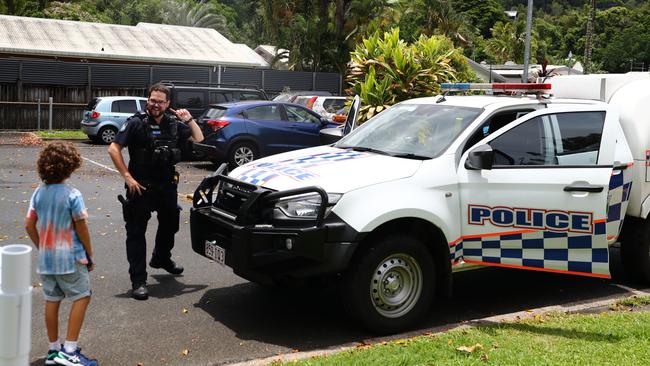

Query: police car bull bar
[192,163,330,227]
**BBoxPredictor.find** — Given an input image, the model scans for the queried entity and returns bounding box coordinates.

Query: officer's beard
[147,106,165,120]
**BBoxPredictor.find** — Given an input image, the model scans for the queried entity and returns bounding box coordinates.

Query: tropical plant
[484,20,537,64]
[160,0,228,35]
[346,28,474,123]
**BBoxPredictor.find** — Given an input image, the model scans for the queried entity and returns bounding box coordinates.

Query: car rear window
[203,107,228,119]
[323,98,347,112]
[86,98,100,110]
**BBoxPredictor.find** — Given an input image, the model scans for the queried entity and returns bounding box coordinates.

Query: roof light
[440,83,551,92]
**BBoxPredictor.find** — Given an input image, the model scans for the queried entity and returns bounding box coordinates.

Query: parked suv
[195,101,337,167]
[81,96,147,144]
[161,80,269,118]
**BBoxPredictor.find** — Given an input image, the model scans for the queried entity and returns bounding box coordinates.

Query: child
[24,142,98,366]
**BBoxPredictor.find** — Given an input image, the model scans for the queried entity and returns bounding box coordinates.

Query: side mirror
[465,144,494,170]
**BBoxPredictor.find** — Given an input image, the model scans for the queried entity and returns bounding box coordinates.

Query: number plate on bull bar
[205,240,225,265]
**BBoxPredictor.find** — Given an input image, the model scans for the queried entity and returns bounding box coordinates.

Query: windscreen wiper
[339,145,391,156]
[390,152,431,160]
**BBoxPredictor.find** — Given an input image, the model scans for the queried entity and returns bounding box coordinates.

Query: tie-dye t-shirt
[26,184,89,274]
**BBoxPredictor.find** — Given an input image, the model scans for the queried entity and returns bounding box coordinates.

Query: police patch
[119,121,128,132]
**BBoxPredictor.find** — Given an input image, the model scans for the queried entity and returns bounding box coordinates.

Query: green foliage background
[1,0,649,74]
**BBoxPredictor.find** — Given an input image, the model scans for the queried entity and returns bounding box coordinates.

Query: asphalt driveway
[0,140,647,366]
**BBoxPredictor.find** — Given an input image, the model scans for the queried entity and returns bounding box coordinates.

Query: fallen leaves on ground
[181,349,189,356]
[456,343,484,353]
[19,133,43,146]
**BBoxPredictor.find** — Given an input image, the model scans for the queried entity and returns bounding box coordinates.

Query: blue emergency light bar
[441,83,552,92]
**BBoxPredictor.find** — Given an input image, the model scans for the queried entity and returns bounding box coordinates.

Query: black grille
[215,180,256,215]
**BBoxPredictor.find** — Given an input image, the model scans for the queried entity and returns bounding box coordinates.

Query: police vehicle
[190,73,650,333]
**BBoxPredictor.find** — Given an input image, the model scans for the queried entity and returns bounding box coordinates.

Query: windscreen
[335,103,482,159]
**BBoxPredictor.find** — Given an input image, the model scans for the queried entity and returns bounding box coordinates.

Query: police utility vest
[126,112,182,184]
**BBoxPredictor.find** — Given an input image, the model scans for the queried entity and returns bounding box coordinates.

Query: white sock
[63,341,77,354]
[48,341,59,351]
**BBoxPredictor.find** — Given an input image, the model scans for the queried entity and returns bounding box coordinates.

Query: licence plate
[205,240,225,265]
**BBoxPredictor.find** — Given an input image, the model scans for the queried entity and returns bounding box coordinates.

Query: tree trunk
[5,0,16,14]
[583,0,596,74]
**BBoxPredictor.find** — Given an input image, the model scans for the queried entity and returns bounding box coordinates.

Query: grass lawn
[283,296,650,366]
[34,130,87,139]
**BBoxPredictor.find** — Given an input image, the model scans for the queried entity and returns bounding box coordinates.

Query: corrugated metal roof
[0,15,269,68]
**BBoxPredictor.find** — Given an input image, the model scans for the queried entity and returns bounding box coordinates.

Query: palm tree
[161,0,228,34]
[583,0,596,74]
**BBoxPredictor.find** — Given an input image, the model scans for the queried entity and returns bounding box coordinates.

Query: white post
[48,97,53,131]
[0,244,33,366]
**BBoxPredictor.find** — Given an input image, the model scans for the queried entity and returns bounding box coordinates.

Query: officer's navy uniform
[114,112,191,288]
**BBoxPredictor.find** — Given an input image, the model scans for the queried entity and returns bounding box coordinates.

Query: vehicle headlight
[274,193,342,219]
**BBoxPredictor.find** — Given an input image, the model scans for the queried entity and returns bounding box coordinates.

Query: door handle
[613,161,630,171]
[563,184,603,193]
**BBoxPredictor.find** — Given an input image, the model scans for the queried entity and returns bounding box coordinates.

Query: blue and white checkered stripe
[606,167,633,242]
[450,221,610,277]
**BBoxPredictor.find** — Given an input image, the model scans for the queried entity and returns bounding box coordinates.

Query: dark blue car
[195,101,338,167]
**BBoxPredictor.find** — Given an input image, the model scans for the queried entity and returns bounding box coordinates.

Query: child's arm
[24,217,39,248]
[73,219,94,271]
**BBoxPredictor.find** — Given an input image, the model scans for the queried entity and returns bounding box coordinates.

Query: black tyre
[620,216,650,284]
[343,235,435,334]
[97,126,118,144]
[228,142,258,167]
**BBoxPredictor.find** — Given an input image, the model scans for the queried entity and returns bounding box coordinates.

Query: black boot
[131,283,149,300]
[149,259,184,275]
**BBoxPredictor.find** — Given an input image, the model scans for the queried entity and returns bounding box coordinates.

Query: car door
[242,103,293,156]
[457,105,622,279]
[282,104,326,148]
[111,99,140,126]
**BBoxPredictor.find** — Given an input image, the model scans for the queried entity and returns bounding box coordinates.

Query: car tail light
[306,96,318,109]
[90,111,101,119]
[206,119,230,132]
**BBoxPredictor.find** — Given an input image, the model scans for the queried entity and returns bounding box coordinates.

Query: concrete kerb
[227,286,650,366]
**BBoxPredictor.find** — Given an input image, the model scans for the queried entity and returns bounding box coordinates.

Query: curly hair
[37,142,82,184]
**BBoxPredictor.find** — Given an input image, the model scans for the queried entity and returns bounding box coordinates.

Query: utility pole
[583,0,596,74]
[522,0,533,83]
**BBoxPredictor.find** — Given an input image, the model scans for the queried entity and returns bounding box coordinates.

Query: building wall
[0,58,342,130]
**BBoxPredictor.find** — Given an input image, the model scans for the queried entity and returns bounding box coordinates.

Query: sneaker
[53,348,98,366]
[45,348,60,365]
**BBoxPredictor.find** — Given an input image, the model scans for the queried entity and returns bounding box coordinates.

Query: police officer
[108,83,203,300]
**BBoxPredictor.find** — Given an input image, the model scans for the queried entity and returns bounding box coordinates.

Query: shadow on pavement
[113,274,208,300]
[193,267,644,351]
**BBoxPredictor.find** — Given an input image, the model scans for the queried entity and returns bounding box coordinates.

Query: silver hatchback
[81,96,147,144]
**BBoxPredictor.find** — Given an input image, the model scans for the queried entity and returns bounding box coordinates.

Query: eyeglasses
[147,99,168,106]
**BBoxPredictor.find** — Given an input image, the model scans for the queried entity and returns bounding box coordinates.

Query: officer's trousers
[122,182,180,286]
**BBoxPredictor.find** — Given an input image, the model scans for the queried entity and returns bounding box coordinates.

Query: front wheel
[343,235,435,334]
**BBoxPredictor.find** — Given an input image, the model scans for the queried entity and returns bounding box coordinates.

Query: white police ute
[190,74,650,334]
